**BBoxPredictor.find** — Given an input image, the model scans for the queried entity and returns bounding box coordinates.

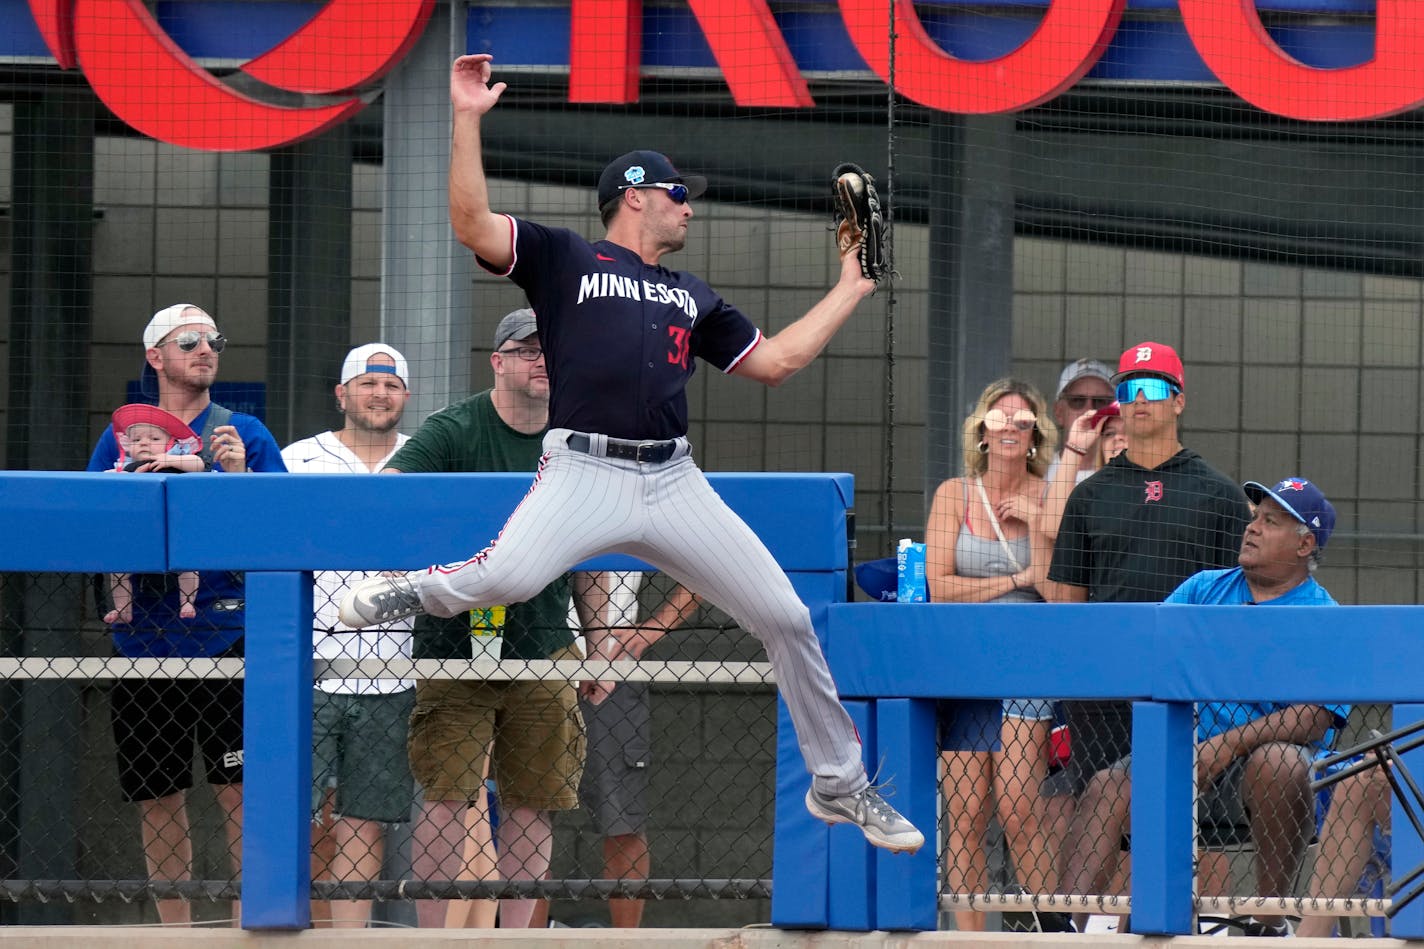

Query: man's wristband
[1064,443,1087,456]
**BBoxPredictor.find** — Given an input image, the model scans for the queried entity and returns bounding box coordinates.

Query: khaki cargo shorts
[408,645,585,810]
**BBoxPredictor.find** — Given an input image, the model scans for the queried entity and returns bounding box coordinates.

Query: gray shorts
[578,681,650,837]
[313,688,416,823]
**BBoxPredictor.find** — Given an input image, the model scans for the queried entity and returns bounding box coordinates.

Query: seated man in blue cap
[1061,476,1346,937]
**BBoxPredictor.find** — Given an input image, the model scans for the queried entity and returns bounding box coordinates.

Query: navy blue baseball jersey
[477,215,762,441]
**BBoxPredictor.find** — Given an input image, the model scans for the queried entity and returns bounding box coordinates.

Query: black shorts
[112,675,244,802]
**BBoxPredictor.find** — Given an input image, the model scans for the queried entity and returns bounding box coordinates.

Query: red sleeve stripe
[723,329,763,373]
[478,214,518,277]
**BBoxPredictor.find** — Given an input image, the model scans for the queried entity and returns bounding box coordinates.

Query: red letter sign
[569,0,811,106]
[839,0,1124,113]
[31,0,432,151]
[1180,0,1424,121]
[570,0,643,102]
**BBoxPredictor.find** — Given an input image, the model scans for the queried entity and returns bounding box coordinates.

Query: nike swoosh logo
[596,254,615,261]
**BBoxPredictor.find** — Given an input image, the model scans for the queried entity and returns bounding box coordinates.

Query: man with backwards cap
[1044,343,1251,817]
[86,303,285,926]
[1061,476,1343,937]
[281,344,414,928]
[338,53,922,855]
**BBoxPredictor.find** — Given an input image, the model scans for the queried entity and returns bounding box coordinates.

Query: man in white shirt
[281,343,413,927]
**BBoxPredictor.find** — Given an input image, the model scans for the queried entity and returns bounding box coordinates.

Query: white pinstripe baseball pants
[416,429,867,796]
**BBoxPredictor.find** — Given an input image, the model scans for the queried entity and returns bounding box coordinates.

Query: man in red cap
[1043,342,1251,835]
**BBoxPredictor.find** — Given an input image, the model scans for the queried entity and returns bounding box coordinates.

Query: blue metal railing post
[240,570,314,929]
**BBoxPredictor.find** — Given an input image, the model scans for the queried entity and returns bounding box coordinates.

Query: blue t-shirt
[87,403,286,657]
[1165,566,1347,747]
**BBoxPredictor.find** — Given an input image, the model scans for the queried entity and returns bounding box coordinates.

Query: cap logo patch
[624,165,646,185]
[1280,479,1308,492]
[1311,516,1321,527]
[1135,346,1153,363]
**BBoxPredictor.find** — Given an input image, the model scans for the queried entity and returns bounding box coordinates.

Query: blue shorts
[1003,698,1055,721]
[939,699,1002,753]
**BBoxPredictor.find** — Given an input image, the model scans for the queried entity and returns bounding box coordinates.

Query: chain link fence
[0,568,779,928]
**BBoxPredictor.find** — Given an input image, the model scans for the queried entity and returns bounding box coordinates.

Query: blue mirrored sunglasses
[1116,377,1180,403]
[640,182,689,204]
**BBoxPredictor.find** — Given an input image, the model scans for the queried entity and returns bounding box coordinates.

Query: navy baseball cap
[1243,476,1336,550]
[597,150,708,207]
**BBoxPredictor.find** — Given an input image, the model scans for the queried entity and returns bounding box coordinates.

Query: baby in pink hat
[105,404,208,621]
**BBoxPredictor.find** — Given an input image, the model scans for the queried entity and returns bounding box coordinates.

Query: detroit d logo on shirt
[1144,480,1164,503]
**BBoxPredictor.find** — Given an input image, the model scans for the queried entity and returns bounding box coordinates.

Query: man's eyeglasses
[159,331,226,354]
[638,182,690,204]
[982,408,1037,433]
[1062,395,1114,411]
[1116,377,1180,403]
[497,346,544,362]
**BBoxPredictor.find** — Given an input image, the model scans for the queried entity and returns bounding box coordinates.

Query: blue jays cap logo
[624,165,646,185]
[1278,478,1309,492]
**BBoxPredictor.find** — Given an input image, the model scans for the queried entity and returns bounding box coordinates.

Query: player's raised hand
[451,54,507,116]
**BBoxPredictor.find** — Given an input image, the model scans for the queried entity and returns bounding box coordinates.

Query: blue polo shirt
[478,215,762,440]
[87,403,286,657]
[1165,566,1347,748]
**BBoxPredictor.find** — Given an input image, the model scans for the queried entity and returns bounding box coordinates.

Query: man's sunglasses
[1062,395,1114,411]
[159,331,226,354]
[1116,377,1180,403]
[637,182,690,204]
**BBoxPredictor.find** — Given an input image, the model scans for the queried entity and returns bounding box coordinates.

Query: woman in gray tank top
[925,378,1059,933]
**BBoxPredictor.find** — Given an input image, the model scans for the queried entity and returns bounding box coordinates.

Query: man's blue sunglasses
[639,182,689,204]
[1116,377,1180,403]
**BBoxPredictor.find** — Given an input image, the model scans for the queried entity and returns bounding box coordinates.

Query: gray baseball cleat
[338,574,424,628]
[805,783,924,854]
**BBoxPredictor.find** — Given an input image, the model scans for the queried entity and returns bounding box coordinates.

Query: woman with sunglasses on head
[926,377,1060,931]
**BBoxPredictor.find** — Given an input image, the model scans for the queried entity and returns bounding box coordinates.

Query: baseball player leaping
[340,53,923,854]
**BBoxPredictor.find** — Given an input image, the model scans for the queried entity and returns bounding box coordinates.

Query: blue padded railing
[1,471,1417,934]
[0,470,849,929]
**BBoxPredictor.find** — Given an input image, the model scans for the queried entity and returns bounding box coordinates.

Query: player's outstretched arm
[732,246,875,387]
[449,54,513,269]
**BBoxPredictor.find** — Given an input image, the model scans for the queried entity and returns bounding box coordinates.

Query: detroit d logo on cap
[1135,346,1154,364]
[624,165,646,185]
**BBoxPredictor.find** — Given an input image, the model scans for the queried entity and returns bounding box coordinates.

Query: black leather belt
[566,433,679,464]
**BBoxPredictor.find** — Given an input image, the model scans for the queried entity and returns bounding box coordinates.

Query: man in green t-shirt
[388,309,603,929]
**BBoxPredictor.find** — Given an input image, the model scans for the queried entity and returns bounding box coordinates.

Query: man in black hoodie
[1044,341,1251,799]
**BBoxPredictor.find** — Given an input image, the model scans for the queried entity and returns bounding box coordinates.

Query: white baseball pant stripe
[417,429,867,796]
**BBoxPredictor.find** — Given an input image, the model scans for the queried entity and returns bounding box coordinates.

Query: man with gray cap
[85,302,285,925]
[342,52,921,857]
[281,343,414,928]
[385,310,603,930]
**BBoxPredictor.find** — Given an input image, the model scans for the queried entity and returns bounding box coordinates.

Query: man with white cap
[281,344,414,928]
[85,303,286,925]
